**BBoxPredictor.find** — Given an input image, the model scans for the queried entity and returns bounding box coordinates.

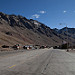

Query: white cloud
[63,11,67,13]
[40,11,46,14]
[31,14,40,19]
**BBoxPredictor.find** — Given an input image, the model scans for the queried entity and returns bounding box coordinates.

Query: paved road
[0,49,75,75]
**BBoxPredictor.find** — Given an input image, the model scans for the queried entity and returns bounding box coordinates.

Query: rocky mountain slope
[53,27,75,45]
[58,27,75,39]
[0,12,74,47]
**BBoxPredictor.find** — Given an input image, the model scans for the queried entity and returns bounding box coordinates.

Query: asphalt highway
[0,48,75,75]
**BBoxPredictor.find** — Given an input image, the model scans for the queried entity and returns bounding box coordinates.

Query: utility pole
[66,24,69,52]
[59,23,69,52]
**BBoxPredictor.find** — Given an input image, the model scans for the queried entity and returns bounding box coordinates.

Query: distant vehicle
[40,46,45,49]
[23,45,33,50]
[12,44,20,50]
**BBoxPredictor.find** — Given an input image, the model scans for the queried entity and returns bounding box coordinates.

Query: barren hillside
[0,12,74,48]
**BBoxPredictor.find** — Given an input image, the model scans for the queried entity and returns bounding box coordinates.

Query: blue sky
[0,0,75,29]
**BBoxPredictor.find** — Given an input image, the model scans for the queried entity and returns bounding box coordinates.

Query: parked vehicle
[12,44,20,50]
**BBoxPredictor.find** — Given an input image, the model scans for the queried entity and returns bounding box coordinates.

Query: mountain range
[0,12,75,48]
